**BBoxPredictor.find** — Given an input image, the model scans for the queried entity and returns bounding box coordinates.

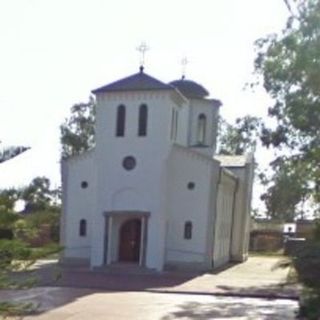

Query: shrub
[27,211,59,234]
[313,219,320,241]
[0,170,61,316]
[299,289,320,320]
[292,242,320,289]
[291,239,320,319]
[0,239,34,273]
[0,229,13,240]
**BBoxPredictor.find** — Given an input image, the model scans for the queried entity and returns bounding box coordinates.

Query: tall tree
[21,177,60,213]
[0,143,28,220]
[259,157,310,221]
[0,145,30,164]
[60,96,96,159]
[0,189,19,213]
[255,0,320,217]
[0,154,60,316]
[0,142,29,215]
[217,115,263,155]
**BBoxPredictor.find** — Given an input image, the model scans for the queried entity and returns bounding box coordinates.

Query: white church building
[60,67,254,271]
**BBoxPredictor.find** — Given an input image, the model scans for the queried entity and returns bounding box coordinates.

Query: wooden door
[119,219,141,262]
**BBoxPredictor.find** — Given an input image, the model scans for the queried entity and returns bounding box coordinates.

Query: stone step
[93,263,157,275]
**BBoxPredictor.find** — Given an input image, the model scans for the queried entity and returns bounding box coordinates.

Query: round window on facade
[187,182,195,190]
[122,156,136,171]
[81,181,88,189]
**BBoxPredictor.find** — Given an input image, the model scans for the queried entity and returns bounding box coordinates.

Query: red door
[119,219,141,262]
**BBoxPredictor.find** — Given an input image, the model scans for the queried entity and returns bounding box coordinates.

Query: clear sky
[0,0,289,209]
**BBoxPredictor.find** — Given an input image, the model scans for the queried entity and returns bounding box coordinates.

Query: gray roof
[214,155,248,167]
[92,68,173,94]
[208,99,223,107]
[170,79,209,99]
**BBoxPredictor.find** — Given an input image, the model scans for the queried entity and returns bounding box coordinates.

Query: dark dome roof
[169,79,209,99]
[92,69,172,94]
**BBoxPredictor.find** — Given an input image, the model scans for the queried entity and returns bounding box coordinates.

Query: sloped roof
[214,155,248,167]
[92,68,173,94]
[169,79,209,99]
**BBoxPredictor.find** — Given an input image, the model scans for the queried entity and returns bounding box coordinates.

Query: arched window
[197,114,207,144]
[184,221,192,240]
[170,109,178,140]
[116,105,126,137]
[79,219,87,237]
[138,104,148,136]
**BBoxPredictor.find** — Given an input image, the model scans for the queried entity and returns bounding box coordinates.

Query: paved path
[33,256,299,299]
[0,256,300,319]
[1,288,298,320]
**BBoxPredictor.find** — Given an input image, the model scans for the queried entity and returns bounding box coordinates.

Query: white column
[107,216,113,265]
[139,217,145,266]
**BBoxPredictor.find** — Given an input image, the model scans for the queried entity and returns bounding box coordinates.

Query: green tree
[254,1,320,317]
[217,115,263,155]
[60,96,96,159]
[0,176,61,248]
[254,0,320,217]
[21,176,60,213]
[260,157,310,221]
[0,145,30,164]
[0,189,19,213]
[0,145,60,317]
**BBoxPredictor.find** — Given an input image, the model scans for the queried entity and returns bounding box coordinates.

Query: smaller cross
[181,57,189,79]
[136,42,149,68]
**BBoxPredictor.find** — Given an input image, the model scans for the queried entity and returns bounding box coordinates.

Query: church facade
[60,68,254,271]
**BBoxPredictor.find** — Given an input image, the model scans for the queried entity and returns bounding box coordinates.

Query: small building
[60,67,254,271]
[283,223,296,237]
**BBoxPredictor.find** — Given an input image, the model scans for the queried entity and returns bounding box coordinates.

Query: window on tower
[116,105,126,137]
[171,108,178,140]
[197,113,206,144]
[184,221,192,239]
[138,104,148,136]
[170,109,175,140]
[175,110,179,139]
[79,219,87,237]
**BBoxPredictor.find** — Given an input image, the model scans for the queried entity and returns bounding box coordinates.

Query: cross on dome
[136,42,150,72]
[181,57,189,80]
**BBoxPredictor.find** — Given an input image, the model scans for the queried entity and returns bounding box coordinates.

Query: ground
[0,256,300,319]
[2,289,298,320]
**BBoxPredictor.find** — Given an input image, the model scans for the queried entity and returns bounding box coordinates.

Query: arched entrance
[119,219,141,262]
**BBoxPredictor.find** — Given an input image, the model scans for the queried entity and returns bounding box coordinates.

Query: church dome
[169,78,209,99]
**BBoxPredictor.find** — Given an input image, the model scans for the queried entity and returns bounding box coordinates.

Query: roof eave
[92,87,175,95]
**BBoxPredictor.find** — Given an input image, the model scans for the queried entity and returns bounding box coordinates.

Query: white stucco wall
[166,145,218,270]
[90,90,183,270]
[213,169,237,268]
[188,99,219,155]
[61,150,96,260]
[61,74,252,272]
[175,99,189,146]
[226,158,254,262]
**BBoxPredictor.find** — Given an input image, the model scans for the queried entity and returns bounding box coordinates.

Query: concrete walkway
[1,288,298,320]
[0,256,300,319]
[166,256,299,299]
[32,256,300,299]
